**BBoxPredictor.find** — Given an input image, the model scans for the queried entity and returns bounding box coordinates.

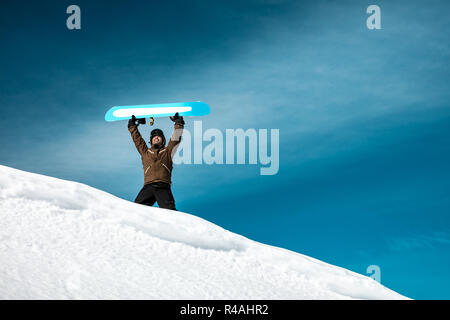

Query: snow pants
[134,182,177,210]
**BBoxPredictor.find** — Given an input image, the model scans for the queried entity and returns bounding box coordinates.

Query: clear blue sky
[1,0,450,299]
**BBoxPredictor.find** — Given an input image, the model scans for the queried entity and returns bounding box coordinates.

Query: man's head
[150,128,166,148]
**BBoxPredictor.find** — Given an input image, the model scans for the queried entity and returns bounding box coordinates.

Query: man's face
[152,135,163,146]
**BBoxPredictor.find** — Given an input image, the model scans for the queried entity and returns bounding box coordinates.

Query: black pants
[134,182,176,210]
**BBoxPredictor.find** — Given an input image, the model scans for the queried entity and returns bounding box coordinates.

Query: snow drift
[0,165,407,299]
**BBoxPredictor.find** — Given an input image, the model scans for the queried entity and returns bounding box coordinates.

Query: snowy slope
[0,165,407,299]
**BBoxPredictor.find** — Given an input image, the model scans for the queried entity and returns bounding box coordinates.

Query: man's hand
[170,112,185,125]
[128,115,139,128]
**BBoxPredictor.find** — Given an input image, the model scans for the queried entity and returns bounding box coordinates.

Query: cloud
[385,230,450,252]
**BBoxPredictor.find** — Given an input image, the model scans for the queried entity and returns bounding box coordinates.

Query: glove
[170,112,185,125]
[128,115,139,128]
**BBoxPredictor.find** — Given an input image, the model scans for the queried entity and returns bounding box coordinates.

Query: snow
[0,165,408,299]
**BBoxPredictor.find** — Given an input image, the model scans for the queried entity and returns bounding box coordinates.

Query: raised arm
[128,115,148,156]
[167,113,185,156]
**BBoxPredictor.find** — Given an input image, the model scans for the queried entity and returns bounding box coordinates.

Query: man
[128,113,184,210]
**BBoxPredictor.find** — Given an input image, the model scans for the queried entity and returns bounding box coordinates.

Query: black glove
[128,115,138,128]
[170,112,185,125]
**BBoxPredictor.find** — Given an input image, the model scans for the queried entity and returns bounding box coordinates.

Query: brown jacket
[129,123,183,185]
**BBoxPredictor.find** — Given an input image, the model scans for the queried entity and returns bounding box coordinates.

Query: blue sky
[1,0,450,299]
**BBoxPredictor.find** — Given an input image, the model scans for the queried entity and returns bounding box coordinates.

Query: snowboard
[105,101,210,122]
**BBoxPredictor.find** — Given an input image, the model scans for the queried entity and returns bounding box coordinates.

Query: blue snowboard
[105,101,210,122]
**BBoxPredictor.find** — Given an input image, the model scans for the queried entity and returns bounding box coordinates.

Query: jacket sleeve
[167,122,184,157]
[128,125,148,156]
